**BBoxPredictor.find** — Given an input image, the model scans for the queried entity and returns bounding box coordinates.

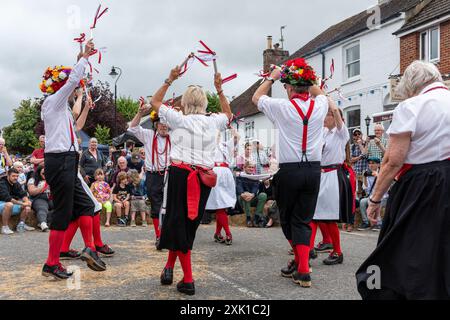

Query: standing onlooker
[0,168,34,235]
[28,165,52,232]
[125,140,136,157]
[236,162,268,228]
[235,142,253,171]
[0,138,12,178]
[127,151,144,173]
[90,169,113,227]
[367,124,388,161]
[252,140,270,174]
[80,138,106,186]
[128,170,149,227]
[112,172,131,227]
[350,129,368,197]
[30,135,45,172]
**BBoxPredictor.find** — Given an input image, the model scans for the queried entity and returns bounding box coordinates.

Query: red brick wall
[439,20,450,74]
[400,19,450,74]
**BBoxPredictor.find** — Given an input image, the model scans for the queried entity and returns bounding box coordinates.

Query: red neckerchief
[151,132,171,175]
[291,93,310,102]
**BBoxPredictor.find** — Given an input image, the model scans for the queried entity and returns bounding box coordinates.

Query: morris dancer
[41,40,106,280]
[356,61,450,299]
[129,101,171,249]
[310,100,354,266]
[59,88,115,262]
[252,58,329,288]
[148,67,232,296]
[206,128,239,245]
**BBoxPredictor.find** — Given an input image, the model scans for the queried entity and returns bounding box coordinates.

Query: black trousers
[273,162,321,246]
[45,152,95,231]
[146,171,165,219]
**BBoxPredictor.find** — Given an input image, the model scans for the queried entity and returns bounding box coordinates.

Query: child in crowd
[91,169,113,227]
[13,162,27,191]
[113,171,131,227]
[128,170,149,227]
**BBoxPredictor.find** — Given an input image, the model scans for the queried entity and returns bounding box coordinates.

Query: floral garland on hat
[39,66,72,94]
[279,58,318,87]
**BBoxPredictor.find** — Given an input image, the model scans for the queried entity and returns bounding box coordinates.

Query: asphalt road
[0,224,378,300]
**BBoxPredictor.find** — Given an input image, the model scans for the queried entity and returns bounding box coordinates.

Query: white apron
[205,166,236,210]
[313,170,340,220]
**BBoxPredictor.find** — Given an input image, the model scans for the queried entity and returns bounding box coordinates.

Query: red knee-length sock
[309,222,318,250]
[61,220,79,253]
[177,250,193,283]
[152,218,161,239]
[295,244,311,274]
[288,240,299,265]
[165,250,178,269]
[78,216,95,251]
[318,222,332,244]
[217,209,231,237]
[46,230,65,266]
[328,223,342,255]
[92,214,104,248]
[215,213,223,236]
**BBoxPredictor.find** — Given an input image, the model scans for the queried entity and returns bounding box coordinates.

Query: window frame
[345,105,361,137]
[344,42,361,81]
[420,26,440,63]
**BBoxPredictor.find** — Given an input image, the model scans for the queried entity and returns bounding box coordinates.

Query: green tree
[206,92,222,113]
[116,96,139,122]
[94,124,112,145]
[3,98,40,154]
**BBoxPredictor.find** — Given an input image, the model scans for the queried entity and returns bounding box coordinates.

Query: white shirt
[42,58,88,154]
[159,105,229,167]
[213,137,235,164]
[387,82,450,164]
[321,125,350,166]
[257,95,329,163]
[127,125,171,171]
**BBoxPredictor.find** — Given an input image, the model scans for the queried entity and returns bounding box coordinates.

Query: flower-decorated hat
[39,66,72,95]
[279,58,318,87]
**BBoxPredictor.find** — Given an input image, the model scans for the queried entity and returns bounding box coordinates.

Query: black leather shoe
[309,249,318,260]
[60,250,81,260]
[155,238,162,251]
[292,271,312,288]
[177,280,195,296]
[323,252,344,265]
[42,264,73,280]
[160,268,173,285]
[281,260,297,278]
[315,242,334,253]
[81,247,107,272]
[214,234,225,243]
[96,245,115,257]
[225,235,232,246]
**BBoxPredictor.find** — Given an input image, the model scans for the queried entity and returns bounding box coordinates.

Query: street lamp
[365,116,372,137]
[109,66,122,137]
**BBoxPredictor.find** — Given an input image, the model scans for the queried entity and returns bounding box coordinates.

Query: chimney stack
[267,36,273,49]
[263,36,289,73]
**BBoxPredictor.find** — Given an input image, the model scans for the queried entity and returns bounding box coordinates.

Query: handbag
[198,167,217,188]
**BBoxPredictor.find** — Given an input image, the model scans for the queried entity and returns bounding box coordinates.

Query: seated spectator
[236,161,267,228]
[109,156,129,187]
[0,168,34,235]
[30,135,45,171]
[139,148,146,162]
[357,157,388,231]
[128,170,149,227]
[113,171,131,227]
[259,178,277,228]
[91,169,113,227]
[80,138,106,186]
[0,138,12,178]
[27,165,51,232]
[127,151,144,173]
[13,162,27,190]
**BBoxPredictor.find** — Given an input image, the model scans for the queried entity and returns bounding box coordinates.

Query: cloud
[0,0,376,128]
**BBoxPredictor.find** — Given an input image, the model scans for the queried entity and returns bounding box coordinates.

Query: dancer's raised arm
[214,73,233,120]
[151,66,180,114]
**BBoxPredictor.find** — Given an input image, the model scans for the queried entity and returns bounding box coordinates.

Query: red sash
[291,99,315,162]
[171,162,201,221]
[396,158,450,181]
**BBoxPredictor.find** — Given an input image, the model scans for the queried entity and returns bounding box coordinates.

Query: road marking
[341,231,379,238]
[207,271,266,299]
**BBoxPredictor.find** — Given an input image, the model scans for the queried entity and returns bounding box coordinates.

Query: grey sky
[0,0,376,128]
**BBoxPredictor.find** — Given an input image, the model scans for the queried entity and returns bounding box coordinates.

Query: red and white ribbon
[139,96,146,108]
[91,4,109,29]
[222,73,238,84]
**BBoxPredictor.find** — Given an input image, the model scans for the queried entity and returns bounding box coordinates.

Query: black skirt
[159,166,212,253]
[356,160,450,300]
